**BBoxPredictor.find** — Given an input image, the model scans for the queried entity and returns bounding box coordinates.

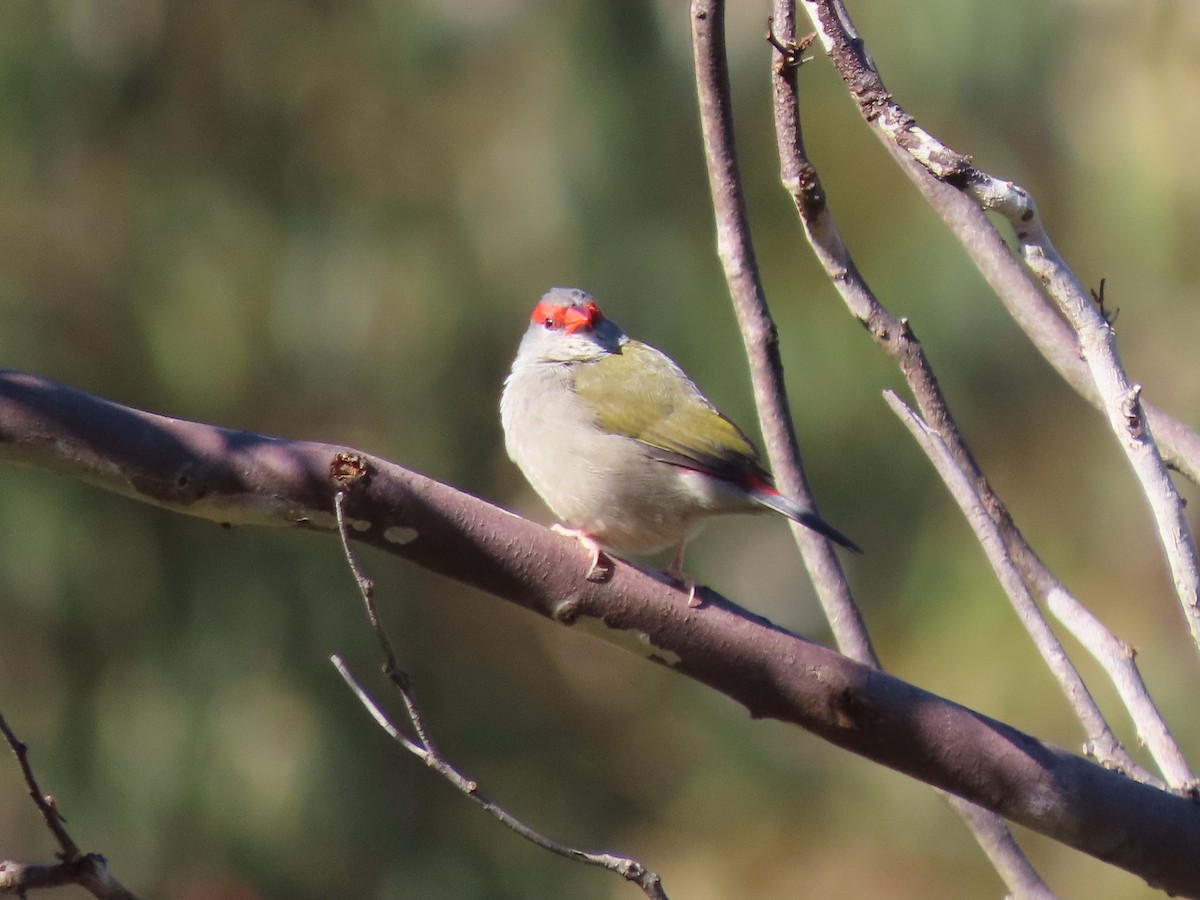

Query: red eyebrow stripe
[530,301,603,333]
[530,302,566,326]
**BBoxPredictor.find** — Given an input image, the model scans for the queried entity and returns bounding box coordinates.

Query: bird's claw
[663,542,702,607]
[585,554,615,583]
[552,524,614,583]
[665,563,701,607]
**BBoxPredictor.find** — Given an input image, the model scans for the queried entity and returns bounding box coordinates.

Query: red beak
[563,306,593,334]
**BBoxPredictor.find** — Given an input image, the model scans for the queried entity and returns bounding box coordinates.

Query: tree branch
[3,370,1200,894]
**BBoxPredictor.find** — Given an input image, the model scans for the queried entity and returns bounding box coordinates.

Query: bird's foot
[665,555,701,608]
[551,524,614,582]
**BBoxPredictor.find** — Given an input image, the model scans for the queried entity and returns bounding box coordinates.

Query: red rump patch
[531,300,603,335]
[746,472,776,494]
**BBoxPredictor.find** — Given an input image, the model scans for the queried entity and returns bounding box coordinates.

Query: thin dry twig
[0,711,78,858]
[331,492,669,900]
[766,0,1192,792]
[0,710,138,900]
[331,480,439,754]
[1041,584,1195,789]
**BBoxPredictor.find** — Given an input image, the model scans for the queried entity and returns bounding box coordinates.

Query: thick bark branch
[2,369,1200,895]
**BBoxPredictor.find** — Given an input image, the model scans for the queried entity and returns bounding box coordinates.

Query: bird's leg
[551,524,614,582]
[666,543,700,607]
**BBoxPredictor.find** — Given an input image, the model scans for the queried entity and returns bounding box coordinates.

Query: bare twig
[332,486,439,753]
[767,0,1192,791]
[3,372,1200,894]
[0,711,79,858]
[977,178,1200,653]
[1041,584,1196,789]
[0,710,138,899]
[950,801,1056,900]
[330,492,668,899]
[689,0,874,665]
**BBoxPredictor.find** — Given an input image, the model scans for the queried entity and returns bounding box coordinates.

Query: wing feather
[572,340,765,483]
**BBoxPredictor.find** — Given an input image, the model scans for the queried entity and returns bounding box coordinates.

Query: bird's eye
[543,317,555,328]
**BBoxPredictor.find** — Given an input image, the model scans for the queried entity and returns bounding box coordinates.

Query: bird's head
[518,287,625,363]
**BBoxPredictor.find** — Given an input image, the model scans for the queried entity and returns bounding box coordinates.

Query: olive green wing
[573,340,764,481]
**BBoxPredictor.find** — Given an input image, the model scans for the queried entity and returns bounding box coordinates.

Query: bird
[500,287,859,603]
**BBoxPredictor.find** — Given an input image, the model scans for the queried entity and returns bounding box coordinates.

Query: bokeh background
[0,1,1198,897]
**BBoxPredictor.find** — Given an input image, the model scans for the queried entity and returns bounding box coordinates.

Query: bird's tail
[753,489,862,553]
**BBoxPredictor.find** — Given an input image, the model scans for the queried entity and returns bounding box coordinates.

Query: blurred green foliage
[0,1,1197,897]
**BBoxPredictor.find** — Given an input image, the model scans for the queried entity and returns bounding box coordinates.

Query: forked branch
[0,710,138,899]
